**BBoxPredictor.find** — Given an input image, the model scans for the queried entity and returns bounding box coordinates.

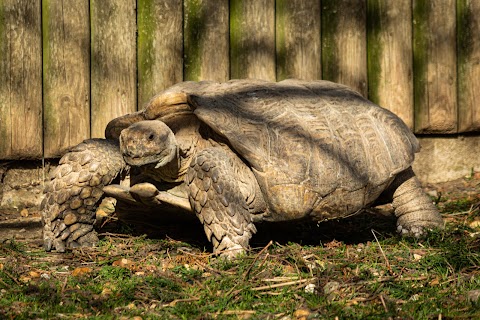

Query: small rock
[323,281,340,295]
[467,290,480,305]
[304,283,316,294]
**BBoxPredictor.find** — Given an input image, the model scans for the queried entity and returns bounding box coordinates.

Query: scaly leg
[42,139,126,252]
[391,168,444,237]
[186,148,259,258]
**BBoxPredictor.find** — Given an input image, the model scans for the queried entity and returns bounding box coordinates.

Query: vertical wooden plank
[91,0,136,138]
[457,0,480,132]
[184,0,229,81]
[322,0,367,97]
[43,0,90,158]
[413,0,457,133]
[230,0,275,80]
[367,0,413,128]
[276,0,321,81]
[0,0,42,159]
[137,0,183,108]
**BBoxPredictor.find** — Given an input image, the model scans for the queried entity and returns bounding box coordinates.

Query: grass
[1,201,480,319]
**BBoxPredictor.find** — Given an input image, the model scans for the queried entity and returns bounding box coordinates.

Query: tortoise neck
[160,148,182,183]
[142,148,182,183]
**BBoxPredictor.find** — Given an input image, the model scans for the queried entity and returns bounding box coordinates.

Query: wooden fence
[0,0,479,160]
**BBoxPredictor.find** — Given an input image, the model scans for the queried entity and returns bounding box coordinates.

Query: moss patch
[321,0,339,81]
[366,0,384,104]
[412,0,429,131]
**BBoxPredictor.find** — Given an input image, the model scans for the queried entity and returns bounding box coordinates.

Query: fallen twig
[2,269,21,286]
[244,240,273,280]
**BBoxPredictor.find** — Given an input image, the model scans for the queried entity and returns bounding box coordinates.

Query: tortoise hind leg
[389,168,444,237]
[42,139,126,252]
[186,148,259,258]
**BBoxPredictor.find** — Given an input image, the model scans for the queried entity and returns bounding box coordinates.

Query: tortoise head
[119,120,178,168]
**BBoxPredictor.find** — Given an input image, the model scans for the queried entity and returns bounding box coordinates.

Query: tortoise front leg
[390,168,444,237]
[186,148,258,258]
[104,182,191,211]
[42,139,126,252]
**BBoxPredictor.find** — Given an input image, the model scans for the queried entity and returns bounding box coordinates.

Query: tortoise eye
[148,134,155,141]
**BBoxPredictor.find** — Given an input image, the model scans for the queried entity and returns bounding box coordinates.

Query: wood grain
[413,0,457,133]
[90,0,137,138]
[137,0,183,108]
[184,0,229,81]
[367,0,413,128]
[42,0,90,157]
[230,0,275,80]
[322,0,368,97]
[0,0,42,159]
[457,0,480,132]
[276,0,321,81]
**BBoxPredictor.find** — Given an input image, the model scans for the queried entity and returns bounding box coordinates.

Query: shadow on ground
[104,207,397,253]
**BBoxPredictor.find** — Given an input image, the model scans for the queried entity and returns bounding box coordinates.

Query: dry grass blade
[371,229,393,275]
[251,278,316,291]
[261,276,300,282]
[379,294,389,314]
[162,297,200,308]
[212,310,256,319]
[243,240,273,280]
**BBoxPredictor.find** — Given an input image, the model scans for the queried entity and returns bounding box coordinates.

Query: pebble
[468,290,480,305]
[304,283,316,294]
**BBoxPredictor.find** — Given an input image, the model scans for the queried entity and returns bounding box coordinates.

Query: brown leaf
[469,220,480,229]
[293,309,311,320]
[429,278,440,286]
[112,258,136,270]
[71,267,93,277]
[29,271,41,278]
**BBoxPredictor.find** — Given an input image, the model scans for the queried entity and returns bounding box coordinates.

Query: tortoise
[42,79,444,257]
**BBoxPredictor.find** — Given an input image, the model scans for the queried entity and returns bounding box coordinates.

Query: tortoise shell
[106,79,419,220]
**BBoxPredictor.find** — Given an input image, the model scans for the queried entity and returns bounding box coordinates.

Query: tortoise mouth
[123,154,162,167]
[123,145,177,168]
